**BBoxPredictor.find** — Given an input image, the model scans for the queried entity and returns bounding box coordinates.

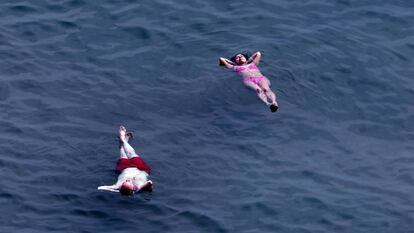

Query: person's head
[230,53,250,65]
[120,181,135,196]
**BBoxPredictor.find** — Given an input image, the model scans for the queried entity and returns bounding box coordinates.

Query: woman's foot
[270,104,278,112]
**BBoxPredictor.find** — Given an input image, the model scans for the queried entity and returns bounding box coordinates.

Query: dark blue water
[1,0,413,232]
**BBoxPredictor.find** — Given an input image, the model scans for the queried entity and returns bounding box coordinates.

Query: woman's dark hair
[230,52,251,63]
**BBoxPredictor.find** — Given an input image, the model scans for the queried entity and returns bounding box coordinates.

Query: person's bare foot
[119,126,127,142]
[125,132,133,142]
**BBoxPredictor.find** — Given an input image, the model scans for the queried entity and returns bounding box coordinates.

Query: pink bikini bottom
[243,76,265,85]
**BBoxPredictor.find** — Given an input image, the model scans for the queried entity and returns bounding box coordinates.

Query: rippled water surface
[1,0,413,232]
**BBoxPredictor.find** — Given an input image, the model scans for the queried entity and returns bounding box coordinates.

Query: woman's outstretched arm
[219,57,235,69]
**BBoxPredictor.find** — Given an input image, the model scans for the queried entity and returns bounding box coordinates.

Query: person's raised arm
[249,51,262,65]
[219,57,235,69]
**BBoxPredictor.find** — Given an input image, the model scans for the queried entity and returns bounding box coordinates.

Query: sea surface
[0,0,413,232]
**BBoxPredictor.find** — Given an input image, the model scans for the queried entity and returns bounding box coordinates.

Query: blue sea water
[0,0,413,232]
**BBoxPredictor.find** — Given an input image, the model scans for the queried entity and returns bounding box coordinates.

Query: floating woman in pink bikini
[219,52,278,112]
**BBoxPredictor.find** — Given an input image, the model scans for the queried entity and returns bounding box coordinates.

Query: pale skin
[97,126,152,193]
[219,52,278,110]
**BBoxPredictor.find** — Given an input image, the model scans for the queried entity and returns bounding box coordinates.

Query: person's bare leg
[264,88,277,105]
[119,126,127,141]
[119,126,133,159]
[119,126,138,159]
[123,141,138,158]
[244,81,271,105]
[119,138,132,159]
[260,79,278,112]
[119,147,128,159]
[119,126,128,159]
[260,79,278,105]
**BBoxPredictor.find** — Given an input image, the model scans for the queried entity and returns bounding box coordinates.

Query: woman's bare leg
[260,78,278,107]
[244,81,271,105]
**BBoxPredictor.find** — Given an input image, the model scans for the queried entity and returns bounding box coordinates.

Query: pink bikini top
[233,63,257,73]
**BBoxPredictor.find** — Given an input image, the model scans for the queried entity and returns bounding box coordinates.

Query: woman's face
[234,54,247,65]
